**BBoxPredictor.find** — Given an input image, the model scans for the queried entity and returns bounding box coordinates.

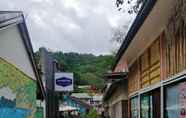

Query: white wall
[108,82,128,106]
[0,25,35,79]
[106,81,128,118]
[109,101,122,118]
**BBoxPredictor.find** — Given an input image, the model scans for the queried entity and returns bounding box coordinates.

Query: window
[141,94,152,118]
[141,89,160,118]
[131,97,138,118]
[165,81,186,118]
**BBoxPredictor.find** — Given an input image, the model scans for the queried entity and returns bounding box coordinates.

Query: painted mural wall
[0,57,37,118]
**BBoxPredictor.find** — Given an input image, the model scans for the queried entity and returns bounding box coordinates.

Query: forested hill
[35,50,114,90]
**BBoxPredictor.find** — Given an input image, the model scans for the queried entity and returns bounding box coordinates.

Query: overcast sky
[1,0,134,55]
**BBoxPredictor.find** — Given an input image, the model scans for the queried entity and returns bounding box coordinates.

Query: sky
[0,0,134,55]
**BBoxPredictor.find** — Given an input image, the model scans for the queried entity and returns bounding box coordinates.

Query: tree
[111,0,145,54]
[115,0,146,14]
[110,23,131,55]
[34,50,114,92]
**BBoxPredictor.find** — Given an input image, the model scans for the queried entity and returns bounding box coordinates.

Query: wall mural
[0,57,36,118]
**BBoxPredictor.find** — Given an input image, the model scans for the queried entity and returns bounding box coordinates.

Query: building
[71,93,92,104]
[104,0,186,118]
[62,95,92,116]
[103,72,128,118]
[0,11,45,118]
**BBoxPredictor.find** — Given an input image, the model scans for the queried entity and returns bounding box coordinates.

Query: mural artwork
[0,58,36,118]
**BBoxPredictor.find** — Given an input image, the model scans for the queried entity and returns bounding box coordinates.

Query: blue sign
[56,77,72,87]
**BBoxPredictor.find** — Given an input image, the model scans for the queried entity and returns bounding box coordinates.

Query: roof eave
[18,15,46,99]
[103,72,128,80]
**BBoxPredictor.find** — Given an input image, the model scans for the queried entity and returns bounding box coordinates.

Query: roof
[69,96,92,109]
[92,95,103,101]
[71,93,91,99]
[0,11,46,99]
[0,11,23,29]
[104,72,128,80]
[112,0,157,70]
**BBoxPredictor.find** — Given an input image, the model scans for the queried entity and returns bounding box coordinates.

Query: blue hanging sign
[56,77,72,87]
[55,72,74,92]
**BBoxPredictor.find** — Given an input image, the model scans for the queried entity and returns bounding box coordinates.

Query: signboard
[55,72,74,92]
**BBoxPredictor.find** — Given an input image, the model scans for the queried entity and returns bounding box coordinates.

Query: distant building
[91,94,103,115]
[103,0,186,118]
[103,72,128,118]
[71,93,92,104]
[71,93,103,115]
[62,95,92,115]
[0,11,45,118]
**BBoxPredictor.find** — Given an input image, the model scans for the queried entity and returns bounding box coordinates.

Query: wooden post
[160,32,166,80]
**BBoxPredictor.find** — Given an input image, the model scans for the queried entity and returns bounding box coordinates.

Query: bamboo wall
[161,0,186,79]
[128,39,161,93]
[162,31,186,79]
[127,30,186,92]
[127,0,186,94]
[128,60,140,94]
[140,39,161,88]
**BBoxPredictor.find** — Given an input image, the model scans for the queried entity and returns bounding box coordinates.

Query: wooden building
[104,0,186,118]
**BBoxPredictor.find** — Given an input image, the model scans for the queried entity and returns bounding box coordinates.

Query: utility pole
[40,48,56,118]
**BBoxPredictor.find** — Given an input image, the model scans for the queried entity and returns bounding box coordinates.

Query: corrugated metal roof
[0,11,23,28]
[71,93,91,99]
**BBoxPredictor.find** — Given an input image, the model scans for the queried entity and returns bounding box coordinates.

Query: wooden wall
[140,39,161,88]
[128,39,161,93]
[128,60,140,94]
[162,31,186,79]
[127,0,186,94]
[128,30,186,93]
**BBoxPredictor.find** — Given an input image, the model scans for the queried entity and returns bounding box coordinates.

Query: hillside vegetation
[35,50,114,91]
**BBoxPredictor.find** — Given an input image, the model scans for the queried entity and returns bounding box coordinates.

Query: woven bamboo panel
[150,40,160,64]
[150,67,160,78]
[128,60,140,94]
[142,81,150,87]
[140,39,160,88]
[150,40,160,84]
[141,51,149,71]
[151,76,160,84]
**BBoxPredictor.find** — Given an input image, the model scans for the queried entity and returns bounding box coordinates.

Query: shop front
[129,77,186,118]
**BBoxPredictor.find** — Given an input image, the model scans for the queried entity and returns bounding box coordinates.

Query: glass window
[131,97,138,118]
[141,95,151,118]
[140,89,160,118]
[165,81,186,118]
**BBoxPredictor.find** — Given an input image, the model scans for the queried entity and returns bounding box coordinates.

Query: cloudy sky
[1,0,134,55]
